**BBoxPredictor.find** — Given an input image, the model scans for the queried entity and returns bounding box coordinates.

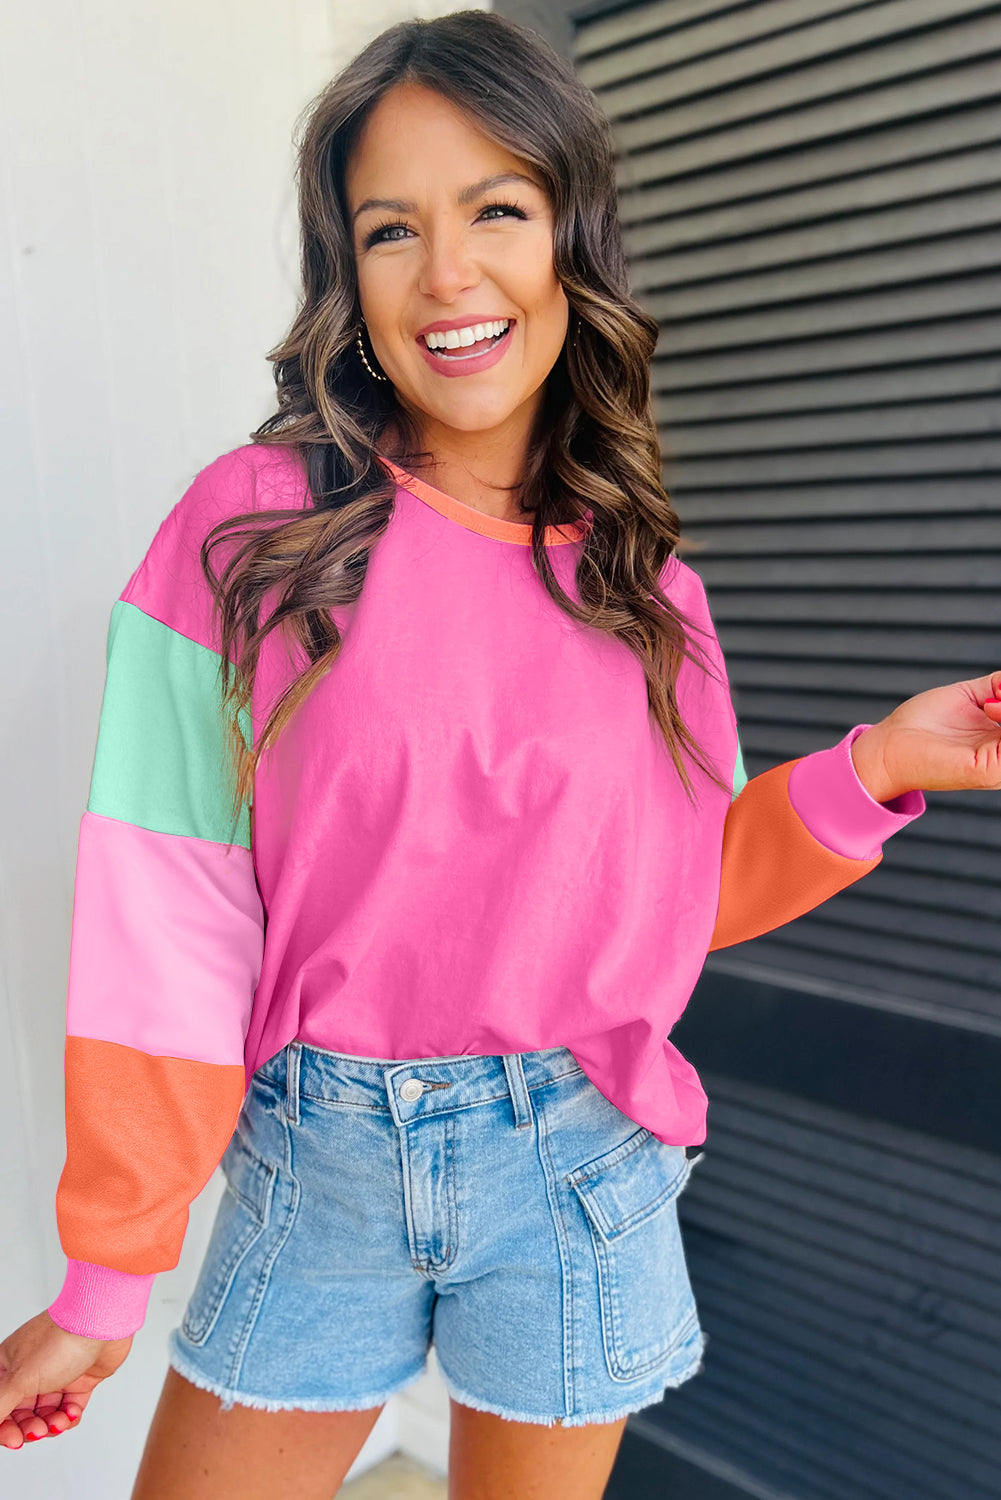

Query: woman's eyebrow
[351,171,542,223]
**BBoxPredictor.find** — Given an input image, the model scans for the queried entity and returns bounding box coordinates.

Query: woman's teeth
[423,319,511,354]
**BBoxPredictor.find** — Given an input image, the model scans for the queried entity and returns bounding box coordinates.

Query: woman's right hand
[0,1310,133,1449]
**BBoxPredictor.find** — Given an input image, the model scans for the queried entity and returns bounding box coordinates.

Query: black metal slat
[586,5,1001,122]
[815,864,1000,922]
[682,1155,1001,1323]
[686,1316,1001,1497]
[722,656,995,695]
[633,181,1001,292]
[567,3,1001,1496]
[602,18,1001,155]
[696,554,998,586]
[681,1177,1000,1360]
[684,513,1001,551]
[712,624,997,664]
[881,837,999,881]
[662,358,1001,422]
[657,272,1001,353]
[693,1152,1001,1289]
[662,1079,1001,1492]
[658,316,1001,387]
[701,1068,1001,1181]
[688,1234,1001,1387]
[646,1396,857,1500]
[641,209,1001,325]
[707,589,1001,626]
[728,689,950,730]
[626,144,1001,253]
[618,100,1001,223]
[737,920,997,989]
[649,231,1001,325]
[677,480,1001,521]
[573,0,918,71]
[808,889,1001,953]
[682,1284,1001,1491]
[616,54,1001,186]
[717,936,999,1021]
[681,1317,1000,1491]
[571,0,851,63]
[668,402,1001,453]
[686,1249,1001,1436]
[668,438,1001,486]
[706,1093,1001,1213]
[892,802,1001,849]
[701,1121,1001,1250]
[659,1356,969,1500]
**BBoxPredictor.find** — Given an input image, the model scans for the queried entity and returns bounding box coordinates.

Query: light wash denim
[167,1040,706,1426]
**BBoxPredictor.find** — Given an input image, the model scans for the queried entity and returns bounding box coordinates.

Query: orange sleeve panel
[708,759,881,953]
[56,1036,247,1273]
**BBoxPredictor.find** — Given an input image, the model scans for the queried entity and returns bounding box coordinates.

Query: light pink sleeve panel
[66,811,263,1064]
[121,444,309,653]
[787,724,926,861]
[48,1259,156,1340]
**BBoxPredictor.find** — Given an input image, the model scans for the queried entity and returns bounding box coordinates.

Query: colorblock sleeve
[665,559,925,953]
[47,456,267,1341]
[708,723,925,952]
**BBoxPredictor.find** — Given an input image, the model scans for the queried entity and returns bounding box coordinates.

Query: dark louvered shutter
[493,0,1001,1494]
[570,0,1001,1029]
[626,1073,1001,1500]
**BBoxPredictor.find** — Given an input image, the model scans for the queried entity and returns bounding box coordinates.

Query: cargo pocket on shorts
[180,1127,277,1348]
[568,1128,700,1382]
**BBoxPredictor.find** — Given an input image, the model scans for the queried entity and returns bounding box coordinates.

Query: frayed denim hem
[166,1343,429,1415]
[437,1330,707,1429]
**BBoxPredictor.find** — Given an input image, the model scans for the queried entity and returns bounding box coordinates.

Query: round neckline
[379,456,588,547]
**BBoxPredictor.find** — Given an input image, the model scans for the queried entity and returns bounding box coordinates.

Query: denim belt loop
[285,1041,301,1126]
[502,1052,534,1130]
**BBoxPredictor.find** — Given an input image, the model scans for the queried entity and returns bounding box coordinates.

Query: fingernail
[48,1425,63,1436]
[24,1434,40,1441]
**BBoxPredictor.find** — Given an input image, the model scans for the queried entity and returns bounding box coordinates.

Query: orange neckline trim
[379,457,588,547]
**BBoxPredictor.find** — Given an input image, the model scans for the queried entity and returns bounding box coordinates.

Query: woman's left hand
[850,670,1001,804]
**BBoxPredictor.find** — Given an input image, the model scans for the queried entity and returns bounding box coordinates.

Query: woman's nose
[417,229,481,302]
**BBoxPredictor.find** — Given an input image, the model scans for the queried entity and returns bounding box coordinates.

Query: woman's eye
[364,222,409,247]
[479,202,527,223]
[363,201,527,249]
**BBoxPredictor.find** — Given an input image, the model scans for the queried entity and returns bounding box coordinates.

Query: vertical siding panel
[558,0,1001,1495]
[1,2,470,1491]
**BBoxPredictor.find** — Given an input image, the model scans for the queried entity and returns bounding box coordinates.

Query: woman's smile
[417,317,515,376]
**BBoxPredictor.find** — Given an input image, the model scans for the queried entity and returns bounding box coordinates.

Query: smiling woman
[222,8,729,809]
[344,82,571,509]
[2,9,998,1500]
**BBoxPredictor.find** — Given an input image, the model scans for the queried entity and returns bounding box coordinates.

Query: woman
[1,11,998,1497]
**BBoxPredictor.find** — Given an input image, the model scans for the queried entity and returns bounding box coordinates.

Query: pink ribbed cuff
[787,724,926,861]
[48,1258,155,1340]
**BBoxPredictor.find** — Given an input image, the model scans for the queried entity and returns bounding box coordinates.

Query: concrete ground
[339,1451,448,1498]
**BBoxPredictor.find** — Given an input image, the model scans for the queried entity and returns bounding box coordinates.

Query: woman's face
[344,82,570,452]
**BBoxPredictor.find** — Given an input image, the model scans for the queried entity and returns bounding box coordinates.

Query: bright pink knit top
[47,444,924,1340]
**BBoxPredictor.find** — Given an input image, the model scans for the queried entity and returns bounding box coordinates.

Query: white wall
[0,1,484,1491]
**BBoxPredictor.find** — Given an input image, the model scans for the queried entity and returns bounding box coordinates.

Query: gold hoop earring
[356,321,388,382]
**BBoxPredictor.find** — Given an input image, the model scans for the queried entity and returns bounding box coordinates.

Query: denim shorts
[166,1040,706,1427]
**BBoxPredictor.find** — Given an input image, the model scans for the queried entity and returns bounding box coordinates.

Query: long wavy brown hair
[202,9,729,847]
